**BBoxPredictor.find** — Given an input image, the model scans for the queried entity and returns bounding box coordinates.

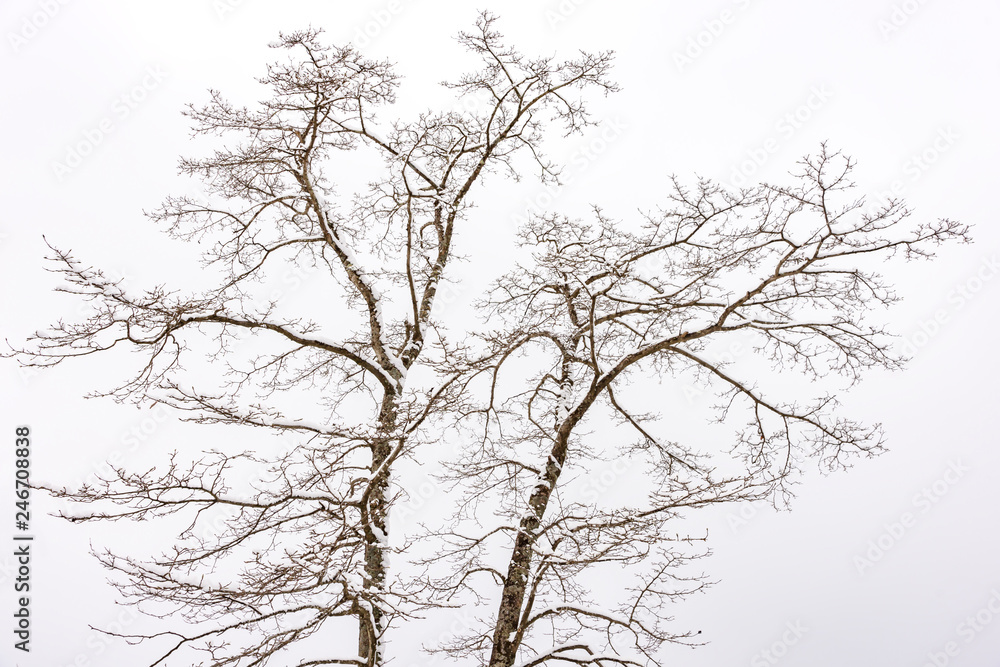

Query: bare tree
[416,147,968,667]
[8,15,614,666]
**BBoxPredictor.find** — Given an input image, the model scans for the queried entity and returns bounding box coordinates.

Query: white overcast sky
[1,1,999,666]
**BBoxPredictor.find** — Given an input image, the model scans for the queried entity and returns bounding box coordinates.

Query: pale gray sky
[1,1,998,666]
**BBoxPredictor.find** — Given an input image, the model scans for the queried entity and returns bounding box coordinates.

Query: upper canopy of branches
[11,13,618,411]
[450,146,969,489]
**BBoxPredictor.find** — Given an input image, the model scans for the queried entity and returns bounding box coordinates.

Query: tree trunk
[487,430,569,667]
[359,392,397,665]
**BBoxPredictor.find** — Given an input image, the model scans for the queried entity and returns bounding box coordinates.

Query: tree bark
[359,392,398,664]
[487,426,570,666]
